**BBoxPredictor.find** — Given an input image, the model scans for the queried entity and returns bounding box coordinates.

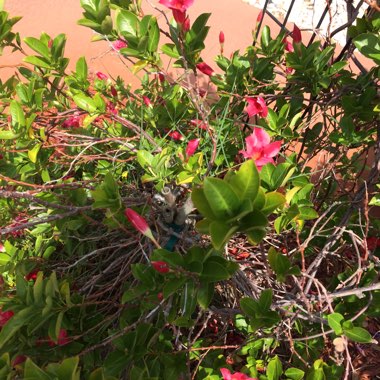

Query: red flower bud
[110,86,118,97]
[219,31,225,44]
[12,355,27,366]
[196,62,214,77]
[48,329,69,346]
[143,96,152,107]
[25,269,39,282]
[96,71,108,80]
[0,310,14,326]
[125,208,150,235]
[152,261,170,274]
[292,24,302,44]
[172,9,187,24]
[257,10,263,23]
[157,292,164,301]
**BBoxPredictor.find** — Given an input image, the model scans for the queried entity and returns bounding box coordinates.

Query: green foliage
[0,1,378,378]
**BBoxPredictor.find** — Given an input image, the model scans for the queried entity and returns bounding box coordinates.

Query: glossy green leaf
[28,143,41,163]
[229,160,260,201]
[262,192,286,214]
[115,9,139,36]
[285,367,305,380]
[267,355,283,380]
[192,187,217,220]
[203,178,241,218]
[24,37,51,58]
[268,247,291,282]
[240,297,259,317]
[24,55,52,69]
[209,221,238,250]
[343,326,372,343]
[73,94,97,113]
[327,313,344,335]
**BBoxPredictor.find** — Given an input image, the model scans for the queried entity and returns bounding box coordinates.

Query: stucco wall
[1,0,262,82]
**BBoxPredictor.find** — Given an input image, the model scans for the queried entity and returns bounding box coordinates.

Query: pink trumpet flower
[185,138,200,159]
[159,0,194,12]
[220,368,258,380]
[244,97,268,118]
[240,128,282,170]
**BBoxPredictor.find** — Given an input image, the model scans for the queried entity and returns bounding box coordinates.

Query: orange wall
[1,0,262,82]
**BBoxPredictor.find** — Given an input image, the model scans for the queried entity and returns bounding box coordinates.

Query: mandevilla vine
[0,0,379,379]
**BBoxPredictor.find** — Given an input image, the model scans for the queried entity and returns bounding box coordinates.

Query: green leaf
[115,9,139,36]
[161,43,180,58]
[24,55,52,69]
[261,25,271,47]
[246,228,266,245]
[192,188,217,220]
[197,282,214,309]
[266,355,283,380]
[343,326,372,343]
[209,221,238,250]
[258,289,273,310]
[285,367,305,380]
[262,192,286,214]
[0,130,21,139]
[10,100,25,129]
[28,143,41,163]
[24,358,51,380]
[73,94,97,113]
[240,297,259,317]
[76,56,88,80]
[151,249,184,267]
[327,313,344,335]
[24,37,51,58]
[200,258,231,282]
[163,277,186,298]
[203,178,241,219]
[268,247,291,282]
[47,357,80,379]
[146,16,160,53]
[353,33,380,65]
[229,160,260,201]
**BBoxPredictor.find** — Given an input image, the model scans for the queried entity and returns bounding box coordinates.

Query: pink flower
[244,97,268,118]
[151,261,170,274]
[143,96,152,107]
[168,131,183,141]
[220,368,257,380]
[48,329,69,346]
[282,37,294,53]
[185,138,199,159]
[190,119,207,130]
[219,31,225,44]
[113,39,127,50]
[96,71,108,80]
[196,62,214,77]
[0,310,14,327]
[292,24,302,44]
[240,128,282,170]
[62,115,81,128]
[159,0,194,12]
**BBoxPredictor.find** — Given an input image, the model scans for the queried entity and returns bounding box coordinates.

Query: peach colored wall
[1,0,262,82]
